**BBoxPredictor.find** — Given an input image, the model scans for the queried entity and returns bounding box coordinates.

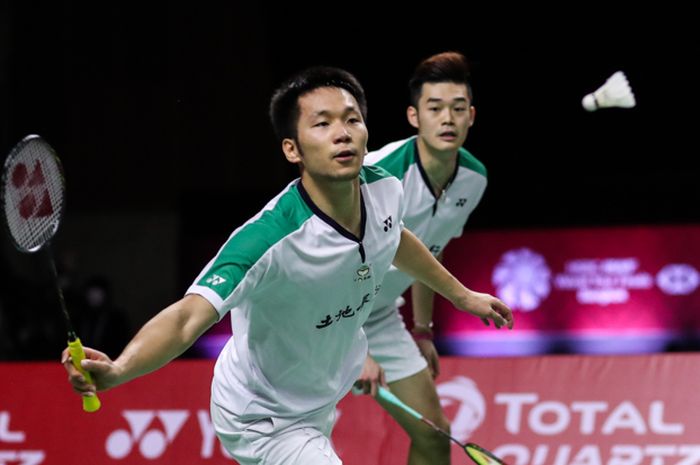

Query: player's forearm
[394,229,470,307]
[410,251,443,325]
[113,295,217,385]
[411,280,436,326]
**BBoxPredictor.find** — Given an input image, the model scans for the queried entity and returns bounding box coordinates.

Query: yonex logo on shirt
[383,216,393,232]
[206,274,227,286]
[456,198,468,207]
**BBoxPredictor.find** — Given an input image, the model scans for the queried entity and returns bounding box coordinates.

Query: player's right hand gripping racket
[378,387,505,465]
[1,134,101,412]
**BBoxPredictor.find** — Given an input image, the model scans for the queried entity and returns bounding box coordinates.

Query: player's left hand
[354,355,387,397]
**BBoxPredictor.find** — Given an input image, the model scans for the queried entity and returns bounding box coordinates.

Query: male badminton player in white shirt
[63,65,512,464]
[364,52,489,465]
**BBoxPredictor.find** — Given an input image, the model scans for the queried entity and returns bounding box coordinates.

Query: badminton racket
[378,387,505,465]
[1,134,101,412]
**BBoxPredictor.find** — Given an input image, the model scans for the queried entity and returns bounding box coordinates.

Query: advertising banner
[434,225,700,355]
[2,355,698,464]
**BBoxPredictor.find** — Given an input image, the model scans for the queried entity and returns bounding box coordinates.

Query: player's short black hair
[269,66,368,141]
[409,52,473,107]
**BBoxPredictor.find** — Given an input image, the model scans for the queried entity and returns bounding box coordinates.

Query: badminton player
[364,52,489,465]
[62,66,512,464]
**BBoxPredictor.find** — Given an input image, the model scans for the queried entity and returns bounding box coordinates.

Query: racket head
[1,135,66,253]
[465,443,507,465]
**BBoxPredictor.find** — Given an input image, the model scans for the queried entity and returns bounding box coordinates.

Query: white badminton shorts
[212,402,342,465]
[364,303,427,383]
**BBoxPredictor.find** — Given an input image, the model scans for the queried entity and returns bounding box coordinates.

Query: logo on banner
[656,264,700,295]
[105,409,233,460]
[0,411,45,464]
[491,392,690,465]
[492,248,552,311]
[493,250,699,310]
[555,257,654,305]
[106,410,189,459]
[437,377,486,443]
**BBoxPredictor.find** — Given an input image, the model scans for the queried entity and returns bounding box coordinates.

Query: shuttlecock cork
[582,71,636,111]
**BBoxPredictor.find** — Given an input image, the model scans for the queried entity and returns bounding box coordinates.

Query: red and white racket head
[1,135,66,252]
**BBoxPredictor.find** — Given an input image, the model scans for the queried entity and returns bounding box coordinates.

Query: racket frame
[1,134,101,412]
[1,134,66,253]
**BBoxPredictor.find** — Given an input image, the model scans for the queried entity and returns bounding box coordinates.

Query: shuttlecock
[582,71,636,111]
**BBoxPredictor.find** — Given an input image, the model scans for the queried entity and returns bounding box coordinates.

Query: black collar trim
[413,139,460,199]
[296,180,366,244]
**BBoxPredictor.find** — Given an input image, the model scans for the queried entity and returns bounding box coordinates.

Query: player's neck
[301,176,362,236]
[416,137,458,194]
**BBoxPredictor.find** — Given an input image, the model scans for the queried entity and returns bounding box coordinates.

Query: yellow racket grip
[68,338,102,412]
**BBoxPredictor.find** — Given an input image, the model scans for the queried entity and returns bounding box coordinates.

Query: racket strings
[3,139,65,252]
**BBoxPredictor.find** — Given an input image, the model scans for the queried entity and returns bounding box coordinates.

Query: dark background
[1,3,698,358]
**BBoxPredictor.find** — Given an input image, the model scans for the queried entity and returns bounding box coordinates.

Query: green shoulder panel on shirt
[371,140,416,180]
[458,147,487,178]
[360,164,397,185]
[198,186,313,299]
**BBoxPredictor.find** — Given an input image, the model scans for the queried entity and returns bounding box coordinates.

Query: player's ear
[469,106,476,128]
[282,138,302,164]
[407,106,419,129]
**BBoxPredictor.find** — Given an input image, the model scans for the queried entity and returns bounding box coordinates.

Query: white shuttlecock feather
[582,71,636,111]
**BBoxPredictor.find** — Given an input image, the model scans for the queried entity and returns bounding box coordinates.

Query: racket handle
[377,387,422,420]
[68,338,102,412]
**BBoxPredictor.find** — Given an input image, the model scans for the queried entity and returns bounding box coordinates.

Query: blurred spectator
[75,276,131,359]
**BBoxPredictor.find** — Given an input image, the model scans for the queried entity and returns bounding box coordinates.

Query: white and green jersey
[364,136,487,310]
[187,165,403,420]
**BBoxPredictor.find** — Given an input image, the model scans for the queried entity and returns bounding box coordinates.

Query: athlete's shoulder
[244,183,312,241]
[364,136,417,179]
[191,183,312,303]
[360,164,399,185]
[457,147,487,178]
[360,166,403,212]
[228,183,313,259]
